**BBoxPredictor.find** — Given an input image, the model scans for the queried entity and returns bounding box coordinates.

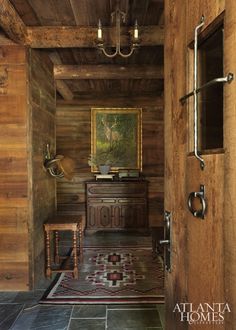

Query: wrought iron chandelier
[97,0,140,58]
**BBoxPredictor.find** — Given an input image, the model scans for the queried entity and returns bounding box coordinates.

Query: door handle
[159,239,170,245]
[161,211,172,272]
[188,184,206,219]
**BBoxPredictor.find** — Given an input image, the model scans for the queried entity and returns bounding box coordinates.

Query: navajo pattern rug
[40,247,164,304]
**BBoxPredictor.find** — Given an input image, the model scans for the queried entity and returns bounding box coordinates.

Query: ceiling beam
[27,25,164,48]
[55,81,74,100]
[54,65,164,80]
[57,94,163,107]
[0,0,28,43]
[49,52,74,100]
[0,2,164,49]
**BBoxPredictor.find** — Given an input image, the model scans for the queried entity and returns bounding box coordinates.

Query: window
[198,26,224,150]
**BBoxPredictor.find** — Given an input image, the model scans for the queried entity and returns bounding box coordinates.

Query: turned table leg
[79,224,83,262]
[54,231,60,264]
[45,229,52,278]
[73,229,79,279]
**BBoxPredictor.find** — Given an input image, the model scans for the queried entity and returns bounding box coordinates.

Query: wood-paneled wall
[56,97,164,227]
[29,49,56,288]
[0,41,56,290]
[0,44,30,290]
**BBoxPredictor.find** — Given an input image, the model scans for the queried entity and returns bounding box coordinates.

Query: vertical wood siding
[56,100,164,227]
[0,44,56,290]
[0,45,30,290]
[29,49,56,288]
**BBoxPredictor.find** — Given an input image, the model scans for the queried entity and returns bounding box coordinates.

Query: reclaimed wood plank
[54,65,164,80]
[27,25,164,48]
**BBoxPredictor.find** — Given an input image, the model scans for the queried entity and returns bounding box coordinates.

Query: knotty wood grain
[0,45,29,290]
[29,49,56,288]
[224,0,236,327]
[164,0,188,328]
[187,154,225,330]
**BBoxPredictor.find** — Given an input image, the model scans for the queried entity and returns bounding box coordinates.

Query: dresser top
[86,179,147,184]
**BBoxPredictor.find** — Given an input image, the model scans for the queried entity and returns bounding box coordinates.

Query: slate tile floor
[0,231,165,330]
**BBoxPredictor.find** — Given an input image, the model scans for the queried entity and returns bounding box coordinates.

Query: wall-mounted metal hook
[43,144,75,180]
[43,144,64,178]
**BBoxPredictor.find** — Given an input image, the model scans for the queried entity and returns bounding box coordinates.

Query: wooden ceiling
[1,0,164,100]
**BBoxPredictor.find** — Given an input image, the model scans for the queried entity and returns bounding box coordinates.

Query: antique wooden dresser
[86,180,148,232]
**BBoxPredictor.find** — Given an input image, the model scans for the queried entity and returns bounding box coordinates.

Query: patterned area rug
[40,247,164,304]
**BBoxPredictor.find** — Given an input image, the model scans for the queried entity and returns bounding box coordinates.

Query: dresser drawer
[118,198,146,204]
[88,198,116,204]
[86,182,147,197]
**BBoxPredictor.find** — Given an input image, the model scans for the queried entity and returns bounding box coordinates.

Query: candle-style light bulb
[98,19,102,40]
[134,19,139,40]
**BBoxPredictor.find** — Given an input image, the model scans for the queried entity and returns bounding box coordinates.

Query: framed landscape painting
[91,108,142,172]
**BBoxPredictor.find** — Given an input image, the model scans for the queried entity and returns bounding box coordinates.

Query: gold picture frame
[91,108,142,172]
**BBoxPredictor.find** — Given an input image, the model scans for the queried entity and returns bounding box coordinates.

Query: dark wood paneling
[57,95,164,107]
[10,0,164,27]
[56,100,164,227]
[29,49,56,288]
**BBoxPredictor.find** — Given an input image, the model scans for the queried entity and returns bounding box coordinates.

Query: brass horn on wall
[43,144,75,180]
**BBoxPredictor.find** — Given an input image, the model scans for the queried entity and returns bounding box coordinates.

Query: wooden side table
[44,215,83,279]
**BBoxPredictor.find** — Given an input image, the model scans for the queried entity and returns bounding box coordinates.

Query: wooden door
[185,155,225,330]
[224,1,236,326]
[164,0,233,329]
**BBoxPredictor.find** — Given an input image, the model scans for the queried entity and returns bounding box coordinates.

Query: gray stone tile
[83,231,152,248]
[107,328,162,330]
[13,290,44,304]
[0,292,18,303]
[107,309,162,329]
[0,304,24,330]
[69,318,106,330]
[11,304,39,330]
[34,277,57,290]
[107,328,146,330]
[72,304,106,318]
[108,304,157,310]
[12,305,72,330]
